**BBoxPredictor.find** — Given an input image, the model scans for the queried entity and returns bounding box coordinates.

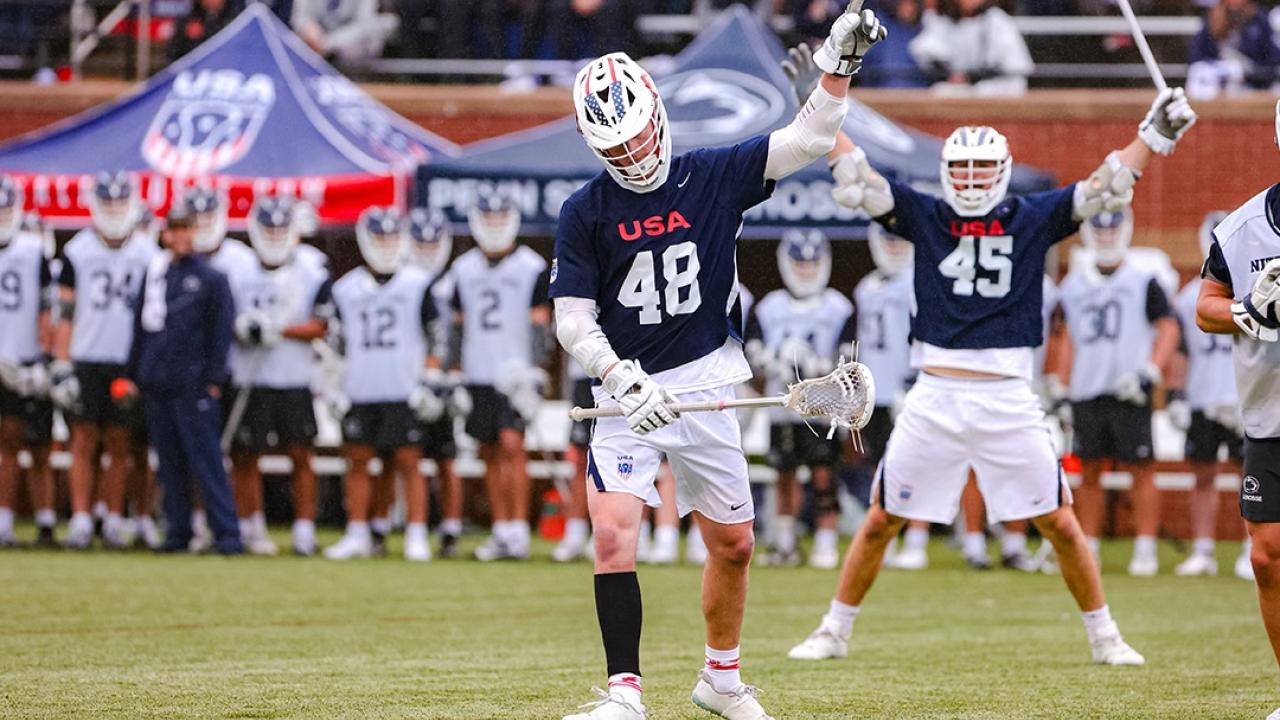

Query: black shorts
[72,361,144,429]
[569,378,595,449]
[859,406,894,466]
[769,423,840,471]
[342,402,423,453]
[420,415,457,460]
[465,385,525,445]
[1241,436,1280,523]
[232,387,317,451]
[0,385,53,446]
[1072,396,1153,462]
[1185,410,1244,463]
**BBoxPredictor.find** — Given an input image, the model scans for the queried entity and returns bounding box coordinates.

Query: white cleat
[1174,553,1218,577]
[686,531,708,565]
[787,623,849,660]
[246,533,279,557]
[65,514,93,550]
[1127,555,1158,577]
[562,687,646,720]
[552,537,590,563]
[292,535,317,557]
[1237,549,1256,582]
[809,545,839,570]
[884,546,928,570]
[405,533,432,562]
[1091,627,1146,666]
[324,532,372,560]
[647,541,679,565]
[1266,708,1280,720]
[473,535,528,561]
[691,671,774,720]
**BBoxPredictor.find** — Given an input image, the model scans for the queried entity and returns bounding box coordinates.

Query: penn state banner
[0,4,457,227]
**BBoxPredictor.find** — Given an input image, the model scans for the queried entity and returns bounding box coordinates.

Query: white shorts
[588,384,754,525]
[874,373,1071,524]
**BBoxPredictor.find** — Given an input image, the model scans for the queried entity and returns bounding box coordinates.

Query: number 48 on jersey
[619,240,703,325]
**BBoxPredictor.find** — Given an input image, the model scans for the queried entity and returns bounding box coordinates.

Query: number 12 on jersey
[619,241,702,325]
[939,235,1013,298]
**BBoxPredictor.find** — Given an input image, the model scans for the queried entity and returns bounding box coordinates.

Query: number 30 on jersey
[939,235,1013,298]
[619,241,702,324]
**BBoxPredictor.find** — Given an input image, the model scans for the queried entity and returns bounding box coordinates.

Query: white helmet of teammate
[867,222,913,277]
[184,187,228,254]
[1198,209,1229,259]
[778,229,831,299]
[408,207,453,276]
[88,171,142,244]
[573,52,671,193]
[357,206,406,275]
[467,192,519,256]
[0,175,22,247]
[248,195,304,267]
[941,126,1012,218]
[1080,207,1134,267]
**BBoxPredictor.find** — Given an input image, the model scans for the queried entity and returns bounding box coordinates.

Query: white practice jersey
[296,243,328,273]
[331,266,435,404]
[208,238,258,278]
[229,258,330,389]
[1058,261,1170,402]
[1176,278,1237,410]
[1203,186,1280,438]
[0,232,51,363]
[450,246,548,386]
[854,270,914,407]
[60,229,158,364]
[747,288,855,422]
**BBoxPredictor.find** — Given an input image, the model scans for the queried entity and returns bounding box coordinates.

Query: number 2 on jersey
[939,235,1012,298]
[619,241,702,325]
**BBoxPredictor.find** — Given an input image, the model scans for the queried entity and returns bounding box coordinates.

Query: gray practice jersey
[746,288,855,422]
[1203,186,1280,438]
[1176,278,1237,410]
[330,266,436,404]
[228,258,330,389]
[854,269,914,407]
[59,229,158,364]
[1058,261,1172,402]
[449,246,549,386]
[0,232,51,363]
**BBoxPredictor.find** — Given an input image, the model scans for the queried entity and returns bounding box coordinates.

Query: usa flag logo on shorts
[617,455,634,481]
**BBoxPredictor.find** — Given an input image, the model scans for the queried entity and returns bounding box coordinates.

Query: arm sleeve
[202,271,235,387]
[548,198,601,301]
[1202,237,1233,290]
[1145,278,1173,322]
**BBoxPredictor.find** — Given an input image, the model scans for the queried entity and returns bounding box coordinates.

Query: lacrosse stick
[570,361,876,438]
[1114,0,1167,91]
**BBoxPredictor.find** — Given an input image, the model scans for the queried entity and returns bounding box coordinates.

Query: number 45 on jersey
[940,235,1013,298]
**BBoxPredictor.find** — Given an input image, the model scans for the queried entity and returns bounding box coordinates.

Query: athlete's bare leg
[287,445,317,522]
[694,512,755,650]
[1076,458,1107,541]
[230,448,262,523]
[1031,507,1105,611]
[67,421,99,517]
[395,446,427,525]
[1247,521,1280,668]
[341,444,376,523]
[834,504,907,606]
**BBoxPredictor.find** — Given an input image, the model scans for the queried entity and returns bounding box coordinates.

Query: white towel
[140,251,172,333]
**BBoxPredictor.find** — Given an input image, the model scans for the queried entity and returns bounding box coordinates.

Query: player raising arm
[551,6,885,718]
[786,46,1195,666]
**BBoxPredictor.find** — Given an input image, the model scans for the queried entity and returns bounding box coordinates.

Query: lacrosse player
[224,196,330,557]
[0,177,57,547]
[785,41,1195,663]
[1197,105,1280,720]
[51,171,159,549]
[450,193,551,562]
[324,207,434,562]
[1056,208,1179,576]
[745,229,854,570]
[1168,211,1249,579]
[550,7,886,713]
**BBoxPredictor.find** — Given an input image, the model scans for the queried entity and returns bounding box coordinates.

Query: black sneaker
[438,533,459,559]
[34,526,56,549]
[371,531,388,558]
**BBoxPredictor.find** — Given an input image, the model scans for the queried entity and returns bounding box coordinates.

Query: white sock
[638,520,653,542]
[439,518,463,537]
[238,517,254,540]
[814,527,838,554]
[191,510,208,535]
[70,511,92,533]
[963,531,986,559]
[1193,537,1215,557]
[138,515,157,534]
[405,522,427,543]
[35,508,56,529]
[704,645,743,694]
[370,517,392,536]
[654,524,679,553]
[1081,605,1117,644]
[515,520,531,544]
[1086,536,1101,556]
[104,512,124,535]
[253,512,268,538]
[292,519,315,542]
[903,526,929,552]
[773,515,796,554]
[1133,535,1157,560]
[345,520,371,541]
[1001,531,1027,557]
[93,500,107,519]
[822,598,859,638]
[0,507,13,536]
[607,672,643,708]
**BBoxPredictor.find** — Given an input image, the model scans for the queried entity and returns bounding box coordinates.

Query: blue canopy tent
[417,6,1054,239]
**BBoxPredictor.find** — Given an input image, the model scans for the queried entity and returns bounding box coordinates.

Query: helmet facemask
[467,198,519,257]
[357,207,406,276]
[940,126,1012,217]
[248,198,302,268]
[89,172,142,245]
[408,208,453,276]
[868,222,914,277]
[574,52,672,194]
[1081,208,1134,268]
[778,230,832,299]
[185,189,228,254]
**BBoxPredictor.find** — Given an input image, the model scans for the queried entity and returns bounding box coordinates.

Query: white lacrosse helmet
[467,192,519,256]
[0,175,22,247]
[248,195,303,267]
[357,205,406,275]
[408,207,453,276]
[573,52,672,193]
[867,222,914,277]
[778,229,832,299]
[183,187,228,254]
[1081,207,1134,267]
[941,126,1012,218]
[1199,209,1229,259]
[88,171,142,244]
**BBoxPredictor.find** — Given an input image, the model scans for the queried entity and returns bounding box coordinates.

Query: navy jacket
[128,254,233,395]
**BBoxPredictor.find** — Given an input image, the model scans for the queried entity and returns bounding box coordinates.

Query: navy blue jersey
[880,180,1079,350]
[549,135,773,374]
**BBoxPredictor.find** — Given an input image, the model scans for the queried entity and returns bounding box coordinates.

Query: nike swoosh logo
[730,501,748,512]
[677,172,691,188]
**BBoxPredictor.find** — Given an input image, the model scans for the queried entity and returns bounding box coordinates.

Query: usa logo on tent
[142,69,276,177]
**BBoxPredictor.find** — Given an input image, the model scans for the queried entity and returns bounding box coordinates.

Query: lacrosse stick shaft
[570,396,786,422]
[1113,0,1167,91]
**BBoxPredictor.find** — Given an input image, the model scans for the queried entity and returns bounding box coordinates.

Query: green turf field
[0,533,1273,719]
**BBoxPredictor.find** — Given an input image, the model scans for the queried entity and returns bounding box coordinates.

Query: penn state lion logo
[142,69,275,176]
[659,68,786,146]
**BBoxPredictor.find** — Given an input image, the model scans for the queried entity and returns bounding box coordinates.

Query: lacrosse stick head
[782,360,875,431]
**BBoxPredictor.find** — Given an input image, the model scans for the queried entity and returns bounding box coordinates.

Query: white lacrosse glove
[498,367,548,425]
[1166,397,1191,431]
[409,371,447,423]
[18,363,50,398]
[235,311,282,347]
[323,388,351,420]
[446,370,473,418]
[830,147,895,217]
[813,1,887,76]
[1073,151,1139,220]
[602,359,679,435]
[1138,87,1197,156]
[1205,403,1242,435]
[781,42,823,105]
[48,360,79,411]
[1115,362,1162,406]
[1232,257,1280,342]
